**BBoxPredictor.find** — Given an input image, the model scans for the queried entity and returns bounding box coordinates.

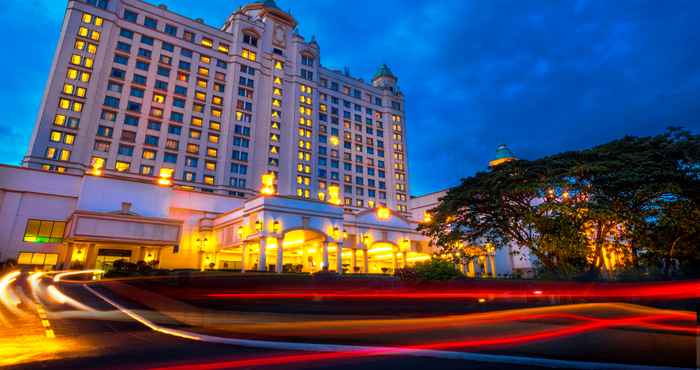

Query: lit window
[74,39,85,50]
[87,43,97,54]
[73,101,83,112]
[63,84,74,95]
[201,38,213,48]
[59,149,71,161]
[50,131,62,142]
[207,147,217,157]
[205,161,216,171]
[218,43,229,53]
[115,161,130,172]
[23,219,65,243]
[200,54,211,64]
[204,175,215,185]
[142,149,156,160]
[59,98,71,110]
[152,94,165,103]
[198,67,209,76]
[76,87,87,97]
[82,13,93,24]
[90,30,101,41]
[84,58,94,68]
[78,27,89,37]
[241,48,256,61]
[208,134,219,144]
[274,76,282,85]
[64,133,75,145]
[70,54,82,65]
[80,71,91,82]
[94,17,103,27]
[53,114,66,126]
[274,60,283,70]
[211,108,222,118]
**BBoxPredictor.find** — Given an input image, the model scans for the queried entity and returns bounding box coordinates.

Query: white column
[363,248,369,273]
[490,255,497,277]
[276,237,284,273]
[336,242,343,274]
[393,252,398,272]
[240,244,247,273]
[351,249,357,274]
[258,238,267,271]
[322,242,329,270]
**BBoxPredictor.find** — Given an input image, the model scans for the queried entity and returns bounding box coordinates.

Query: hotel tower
[23,0,410,214]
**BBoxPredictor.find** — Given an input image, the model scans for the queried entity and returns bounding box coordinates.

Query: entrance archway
[277,228,327,273]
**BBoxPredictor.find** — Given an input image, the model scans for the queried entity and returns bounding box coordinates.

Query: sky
[1,0,698,195]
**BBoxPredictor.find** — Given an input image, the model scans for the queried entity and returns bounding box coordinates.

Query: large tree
[419,129,700,279]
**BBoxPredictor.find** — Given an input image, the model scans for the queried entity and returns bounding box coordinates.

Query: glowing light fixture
[376,206,391,220]
[327,185,341,205]
[261,172,276,195]
[255,219,263,232]
[90,157,104,176]
[272,220,281,233]
[158,168,174,186]
[422,211,432,223]
[329,135,339,146]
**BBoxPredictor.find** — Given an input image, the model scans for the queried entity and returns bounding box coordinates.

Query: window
[140,35,154,46]
[141,165,154,175]
[123,9,138,22]
[183,30,195,42]
[115,161,130,172]
[145,135,159,146]
[162,41,174,52]
[241,48,256,61]
[201,38,213,48]
[23,219,66,243]
[147,120,161,131]
[120,28,134,39]
[163,152,178,163]
[118,144,134,156]
[103,96,120,108]
[243,33,258,47]
[97,125,113,137]
[144,17,157,29]
[301,55,314,66]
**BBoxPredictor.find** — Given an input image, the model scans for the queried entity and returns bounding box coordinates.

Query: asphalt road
[0,271,696,370]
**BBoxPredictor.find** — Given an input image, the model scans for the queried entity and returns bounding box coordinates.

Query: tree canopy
[419,129,700,279]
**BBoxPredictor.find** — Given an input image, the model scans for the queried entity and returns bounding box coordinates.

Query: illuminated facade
[24,0,410,214]
[0,165,429,274]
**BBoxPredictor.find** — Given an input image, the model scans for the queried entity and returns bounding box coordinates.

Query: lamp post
[196,237,208,271]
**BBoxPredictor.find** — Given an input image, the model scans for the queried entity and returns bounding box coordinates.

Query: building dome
[372,64,396,81]
[251,0,280,10]
[489,144,516,167]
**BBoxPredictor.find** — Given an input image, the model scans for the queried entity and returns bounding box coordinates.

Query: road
[0,270,696,370]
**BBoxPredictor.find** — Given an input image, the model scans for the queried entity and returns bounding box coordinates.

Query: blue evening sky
[1,0,698,195]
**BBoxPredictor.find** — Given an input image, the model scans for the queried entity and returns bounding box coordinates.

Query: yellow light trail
[53,269,104,282]
[46,285,96,312]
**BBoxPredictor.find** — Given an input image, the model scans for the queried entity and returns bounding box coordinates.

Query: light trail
[46,285,96,312]
[204,279,699,300]
[0,271,26,319]
[53,269,104,282]
[84,284,694,370]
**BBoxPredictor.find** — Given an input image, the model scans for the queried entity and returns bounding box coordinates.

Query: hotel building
[1,0,425,274]
[23,0,409,214]
[1,0,523,277]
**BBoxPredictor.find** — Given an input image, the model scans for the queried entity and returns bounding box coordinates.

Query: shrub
[397,258,465,281]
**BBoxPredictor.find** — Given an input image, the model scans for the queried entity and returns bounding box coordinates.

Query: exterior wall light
[158,168,174,186]
[377,206,391,220]
[90,157,104,176]
[327,185,341,205]
[255,219,263,232]
[260,172,276,195]
[272,220,281,233]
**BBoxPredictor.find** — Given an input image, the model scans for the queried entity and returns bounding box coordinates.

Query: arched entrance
[276,229,327,273]
[366,241,399,274]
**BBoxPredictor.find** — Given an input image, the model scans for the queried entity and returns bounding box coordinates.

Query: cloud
[0,0,698,196]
